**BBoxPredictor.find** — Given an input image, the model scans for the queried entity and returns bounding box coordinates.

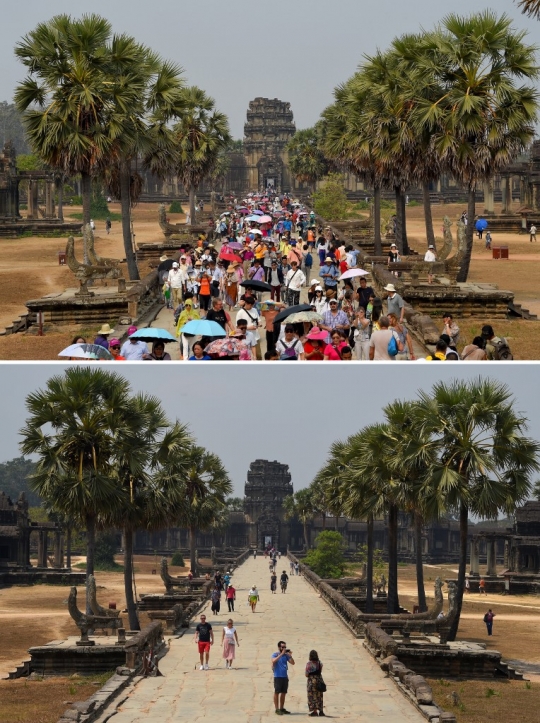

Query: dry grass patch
[428,678,540,723]
[0,674,112,723]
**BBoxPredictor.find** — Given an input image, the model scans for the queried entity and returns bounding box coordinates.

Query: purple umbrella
[225,241,244,250]
[252,209,264,215]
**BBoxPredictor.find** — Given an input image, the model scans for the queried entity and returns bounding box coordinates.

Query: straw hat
[159,254,169,262]
[384,283,397,292]
[97,323,115,336]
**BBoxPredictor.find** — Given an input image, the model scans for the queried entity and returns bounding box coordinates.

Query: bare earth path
[96,556,423,723]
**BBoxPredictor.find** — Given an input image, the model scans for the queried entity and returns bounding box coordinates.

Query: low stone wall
[0,570,86,587]
[28,643,127,676]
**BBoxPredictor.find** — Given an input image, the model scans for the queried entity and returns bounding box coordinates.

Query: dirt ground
[1,558,540,722]
[1,200,540,359]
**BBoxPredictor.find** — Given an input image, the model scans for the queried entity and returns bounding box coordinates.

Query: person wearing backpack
[276,325,304,360]
[369,316,403,360]
[303,244,313,285]
[481,325,513,360]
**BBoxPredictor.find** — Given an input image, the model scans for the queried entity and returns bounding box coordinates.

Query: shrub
[94,531,120,570]
[312,174,348,221]
[171,552,185,567]
[90,192,110,220]
[71,195,83,205]
[303,530,346,578]
[169,200,183,214]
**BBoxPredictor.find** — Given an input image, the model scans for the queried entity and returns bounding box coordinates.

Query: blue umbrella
[475,218,488,231]
[129,327,177,343]
[179,319,227,337]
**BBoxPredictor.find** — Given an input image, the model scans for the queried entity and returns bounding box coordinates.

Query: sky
[1,0,538,138]
[2,363,540,498]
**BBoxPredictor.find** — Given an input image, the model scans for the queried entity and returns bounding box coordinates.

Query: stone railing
[147,603,185,633]
[124,621,164,670]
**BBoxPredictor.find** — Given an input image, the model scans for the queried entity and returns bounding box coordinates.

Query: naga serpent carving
[67,586,123,645]
[88,574,120,619]
[66,236,121,281]
[85,224,120,268]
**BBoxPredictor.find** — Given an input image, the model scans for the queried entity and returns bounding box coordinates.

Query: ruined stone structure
[0,490,63,571]
[243,98,296,193]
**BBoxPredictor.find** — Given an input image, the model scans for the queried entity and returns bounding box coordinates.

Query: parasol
[129,328,177,343]
[58,343,113,360]
[180,319,226,337]
[338,268,369,281]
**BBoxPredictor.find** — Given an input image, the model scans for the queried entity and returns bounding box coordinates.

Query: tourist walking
[272,641,295,716]
[194,614,213,670]
[294,562,300,576]
[305,650,326,717]
[226,583,236,612]
[290,560,295,575]
[483,608,495,635]
[530,224,537,242]
[424,245,437,284]
[479,577,486,595]
[211,586,221,615]
[248,585,260,613]
[284,260,305,307]
[369,316,403,360]
[271,571,277,593]
[221,618,239,669]
[280,570,289,593]
[384,284,405,323]
[120,326,148,361]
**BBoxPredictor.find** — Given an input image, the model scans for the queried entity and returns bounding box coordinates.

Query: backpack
[305,252,313,268]
[483,613,489,623]
[387,332,399,357]
[280,339,299,360]
[491,339,513,360]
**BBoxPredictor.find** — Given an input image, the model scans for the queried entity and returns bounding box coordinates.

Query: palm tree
[283,488,316,551]
[171,445,232,574]
[410,12,539,281]
[19,367,130,612]
[172,87,231,224]
[286,125,329,193]
[411,378,540,640]
[517,1,540,19]
[104,54,185,280]
[14,15,143,239]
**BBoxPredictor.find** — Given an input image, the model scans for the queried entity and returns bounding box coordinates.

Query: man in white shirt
[424,245,437,284]
[167,262,184,307]
[120,326,148,361]
[284,260,306,306]
[236,298,262,360]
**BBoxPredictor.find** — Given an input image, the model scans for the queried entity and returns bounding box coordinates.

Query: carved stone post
[27,180,35,219]
[37,530,48,568]
[502,176,512,214]
[504,540,510,570]
[45,181,53,218]
[54,531,63,568]
[486,540,497,576]
[469,538,479,576]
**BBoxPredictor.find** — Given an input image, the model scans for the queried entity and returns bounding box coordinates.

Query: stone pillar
[27,180,35,219]
[502,177,511,214]
[483,181,495,214]
[54,531,63,568]
[504,540,510,570]
[37,531,48,568]
[45,181,55,218]
[469,538,479,576]
[486,540,497,576]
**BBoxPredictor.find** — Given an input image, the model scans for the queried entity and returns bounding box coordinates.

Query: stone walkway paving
[95,557,423,722]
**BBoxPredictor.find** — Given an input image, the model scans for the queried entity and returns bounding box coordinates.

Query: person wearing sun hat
[424,245,437,284]
[175,299,201,360]
[108,338,126,361]
[319,256,339,294]
[94,323,115,350]
[304,327,328,361]
[384,283,405,323]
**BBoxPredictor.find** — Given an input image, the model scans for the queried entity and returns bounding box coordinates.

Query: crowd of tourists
[65,190,513,361]
[193,549,326,717]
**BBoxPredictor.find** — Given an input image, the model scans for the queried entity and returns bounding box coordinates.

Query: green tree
[411,378,540,640]
[287,126,329,191]
[517,0,540,18]
[226,496,245,512]
[410,12,539,281]
[0,456,40,506]
[0,101,30,153]
[303,530,346,579]
[14,15,151,262]
[171,445,232,574]
[312,174,348,221]
[283,488,316,550]
[172,86,231,224]
[19,367,130,612]
[94,531,120,570]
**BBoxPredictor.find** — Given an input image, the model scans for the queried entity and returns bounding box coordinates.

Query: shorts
[198,641,211,654]
[274,677,289,694]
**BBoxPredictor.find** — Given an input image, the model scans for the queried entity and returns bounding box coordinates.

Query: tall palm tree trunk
[447,501,468,641]
[189,187,196,224]
[366,514,374,614]
[401,191,409,255]
[189,525,197,575]
[415,513,427,612]
[123,528,140,631]
[56,176,64,223]
[303,520,309,550]
[66,525,72,569]
[373,185,382,255]
[422,183,435,249]
[81,172,92,265]
[456,186,476,283]
[85,513,96,614]
[387,504,400,614]
[120,161,140,281]
[395,187,403,254]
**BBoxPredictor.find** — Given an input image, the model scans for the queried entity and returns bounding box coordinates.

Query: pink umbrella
[338,268,369,281]
[258,215,273,224]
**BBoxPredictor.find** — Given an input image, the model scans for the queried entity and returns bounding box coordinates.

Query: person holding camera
[272,640,295,715]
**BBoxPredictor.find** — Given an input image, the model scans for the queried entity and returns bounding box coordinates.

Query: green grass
[74,561,123,572]
[68,212,122,222]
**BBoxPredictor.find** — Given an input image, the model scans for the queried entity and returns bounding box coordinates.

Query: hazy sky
[2,363,540,497]
[1,0,537,138]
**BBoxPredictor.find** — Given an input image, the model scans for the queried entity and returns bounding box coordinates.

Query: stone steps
[496,659,526,681]
[508,302,538,321]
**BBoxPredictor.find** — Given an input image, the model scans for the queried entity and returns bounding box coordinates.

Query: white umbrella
[58,343,113,360]
[247,228,263,235]
[339,268,369,281]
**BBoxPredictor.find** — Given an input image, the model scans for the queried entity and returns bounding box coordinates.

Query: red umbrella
[219,250,243,263]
